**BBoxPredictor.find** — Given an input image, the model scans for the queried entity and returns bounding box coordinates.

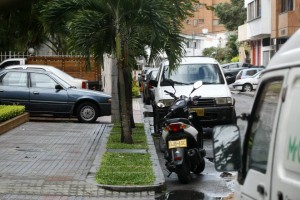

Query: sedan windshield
[164,64,225,85]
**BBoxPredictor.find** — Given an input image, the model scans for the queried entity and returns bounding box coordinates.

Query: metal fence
[0,51,84,63]
[0,51,30,62]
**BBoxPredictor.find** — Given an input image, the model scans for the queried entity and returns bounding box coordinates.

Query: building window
[193,19,198,27]
[199,19,204,24]
[186,19,191,25]
[248,0,261,20]
[256,0,261,17]
[213,19,220,26]
[248,2,255,20]
[281,0,293,12]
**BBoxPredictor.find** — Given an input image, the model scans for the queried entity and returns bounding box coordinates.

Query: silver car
[5,64,89,89]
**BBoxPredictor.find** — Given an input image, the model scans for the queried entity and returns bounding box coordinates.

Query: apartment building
[238,0,300,67]
[181,0,229,56]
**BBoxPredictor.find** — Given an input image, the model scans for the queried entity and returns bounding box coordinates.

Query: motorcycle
[160,79,206,184]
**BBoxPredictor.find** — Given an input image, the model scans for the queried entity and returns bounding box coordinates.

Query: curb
[231,90,255,97]
[88,122,166,193]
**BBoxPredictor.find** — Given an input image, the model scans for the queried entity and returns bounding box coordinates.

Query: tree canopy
[214,0,246,31]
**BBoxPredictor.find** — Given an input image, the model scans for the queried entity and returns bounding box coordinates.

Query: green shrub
[0,105,25,123]
[132,85,140,97]
[231,56,239,62]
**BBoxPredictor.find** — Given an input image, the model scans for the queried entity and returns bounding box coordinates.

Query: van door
[238,70,285,200]
[271,67,300,200]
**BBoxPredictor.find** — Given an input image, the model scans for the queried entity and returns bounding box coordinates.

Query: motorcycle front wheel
[176,157,192,184]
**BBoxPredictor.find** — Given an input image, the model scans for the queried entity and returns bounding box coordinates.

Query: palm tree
[41,0,196,144]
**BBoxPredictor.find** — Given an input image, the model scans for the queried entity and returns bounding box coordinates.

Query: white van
[212,29,300,199]
[150,56,236,134]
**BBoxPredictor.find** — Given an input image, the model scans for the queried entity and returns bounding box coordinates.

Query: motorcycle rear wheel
[176,158,192,184]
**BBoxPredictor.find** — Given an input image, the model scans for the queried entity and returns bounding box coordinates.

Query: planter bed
[0,112,29,135]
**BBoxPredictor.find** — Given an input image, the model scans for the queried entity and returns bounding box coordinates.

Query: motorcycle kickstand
[167,171,173,177]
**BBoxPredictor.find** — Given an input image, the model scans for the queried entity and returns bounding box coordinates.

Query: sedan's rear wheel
[77,102,99,123]
[242,83,253,92]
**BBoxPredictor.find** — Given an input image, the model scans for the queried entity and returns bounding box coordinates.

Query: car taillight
[164,123,188,133]
[82,82,87,89]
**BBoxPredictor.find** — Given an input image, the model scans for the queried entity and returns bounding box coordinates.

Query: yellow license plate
[189,108,205,116]
[168,139,187,149]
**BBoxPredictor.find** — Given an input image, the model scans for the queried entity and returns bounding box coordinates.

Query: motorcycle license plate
[189,108,205,116]
[168,139,187,149]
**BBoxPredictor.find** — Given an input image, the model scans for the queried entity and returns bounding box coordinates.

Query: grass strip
[96,123,155,185]
[96,152,155,185]
[107,123,148,149]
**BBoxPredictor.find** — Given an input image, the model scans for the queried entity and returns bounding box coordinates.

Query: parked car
[142,68,158,105]
[232,71,263,92]
[221,62,253,84]
[150,56,236,134]
[5,65,89,89]
[138,67,151,87]
[212,29,300,200]
[235,67,264,81]
[0,68,111,123]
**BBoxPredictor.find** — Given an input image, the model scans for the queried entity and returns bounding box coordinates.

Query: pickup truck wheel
[77,102,99,123]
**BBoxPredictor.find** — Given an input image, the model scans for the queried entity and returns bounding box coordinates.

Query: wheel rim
[80,105,95,121]
[244,84,252,92]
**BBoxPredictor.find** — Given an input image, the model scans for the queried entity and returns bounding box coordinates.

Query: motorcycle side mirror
[189,81,203,96]
[193,81,203,89]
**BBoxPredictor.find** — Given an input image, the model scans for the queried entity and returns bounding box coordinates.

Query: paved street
[0,121,154,200]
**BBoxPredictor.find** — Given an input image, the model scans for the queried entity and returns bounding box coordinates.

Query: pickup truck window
[247,79,283,174]
[0,61,20,69]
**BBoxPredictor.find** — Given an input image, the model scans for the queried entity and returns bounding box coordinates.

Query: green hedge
[0,105,25,123]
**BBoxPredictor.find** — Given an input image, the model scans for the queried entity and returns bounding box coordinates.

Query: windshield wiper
[173,81,188,85]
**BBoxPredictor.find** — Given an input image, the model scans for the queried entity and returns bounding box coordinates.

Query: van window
[247,78,283,173]
[162,64,225,85]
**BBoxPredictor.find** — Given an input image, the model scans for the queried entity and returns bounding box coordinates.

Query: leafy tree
[41,0,196,144]
[0,0,71,54]
[214,0,246,31]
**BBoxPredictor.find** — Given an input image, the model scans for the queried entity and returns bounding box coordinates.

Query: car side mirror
[148,80,158,87]
[165,79,175,88]
[55,84,63,90]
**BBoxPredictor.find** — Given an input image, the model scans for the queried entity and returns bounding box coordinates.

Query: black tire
[176,158,192,184]
[153,107,160,135]
[242,83,252,92]
[192,157,205,174]
[145,96,151,105]
[76,102,99,123]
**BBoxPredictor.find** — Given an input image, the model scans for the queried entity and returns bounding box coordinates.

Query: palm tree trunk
[110,56,120,123]
[116,32,133,144]
[118,64,133,144]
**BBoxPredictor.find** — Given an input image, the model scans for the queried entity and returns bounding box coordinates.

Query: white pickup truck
[212,29,300,199]
[0,58,27,69]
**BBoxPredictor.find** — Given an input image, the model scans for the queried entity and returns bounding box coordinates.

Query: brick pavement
[0,120,155,199]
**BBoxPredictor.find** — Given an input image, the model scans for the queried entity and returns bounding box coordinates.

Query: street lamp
[28,48,35,56]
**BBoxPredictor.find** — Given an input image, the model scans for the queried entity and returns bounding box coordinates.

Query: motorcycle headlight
[157,99,174,107]
[215,97,234,105]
